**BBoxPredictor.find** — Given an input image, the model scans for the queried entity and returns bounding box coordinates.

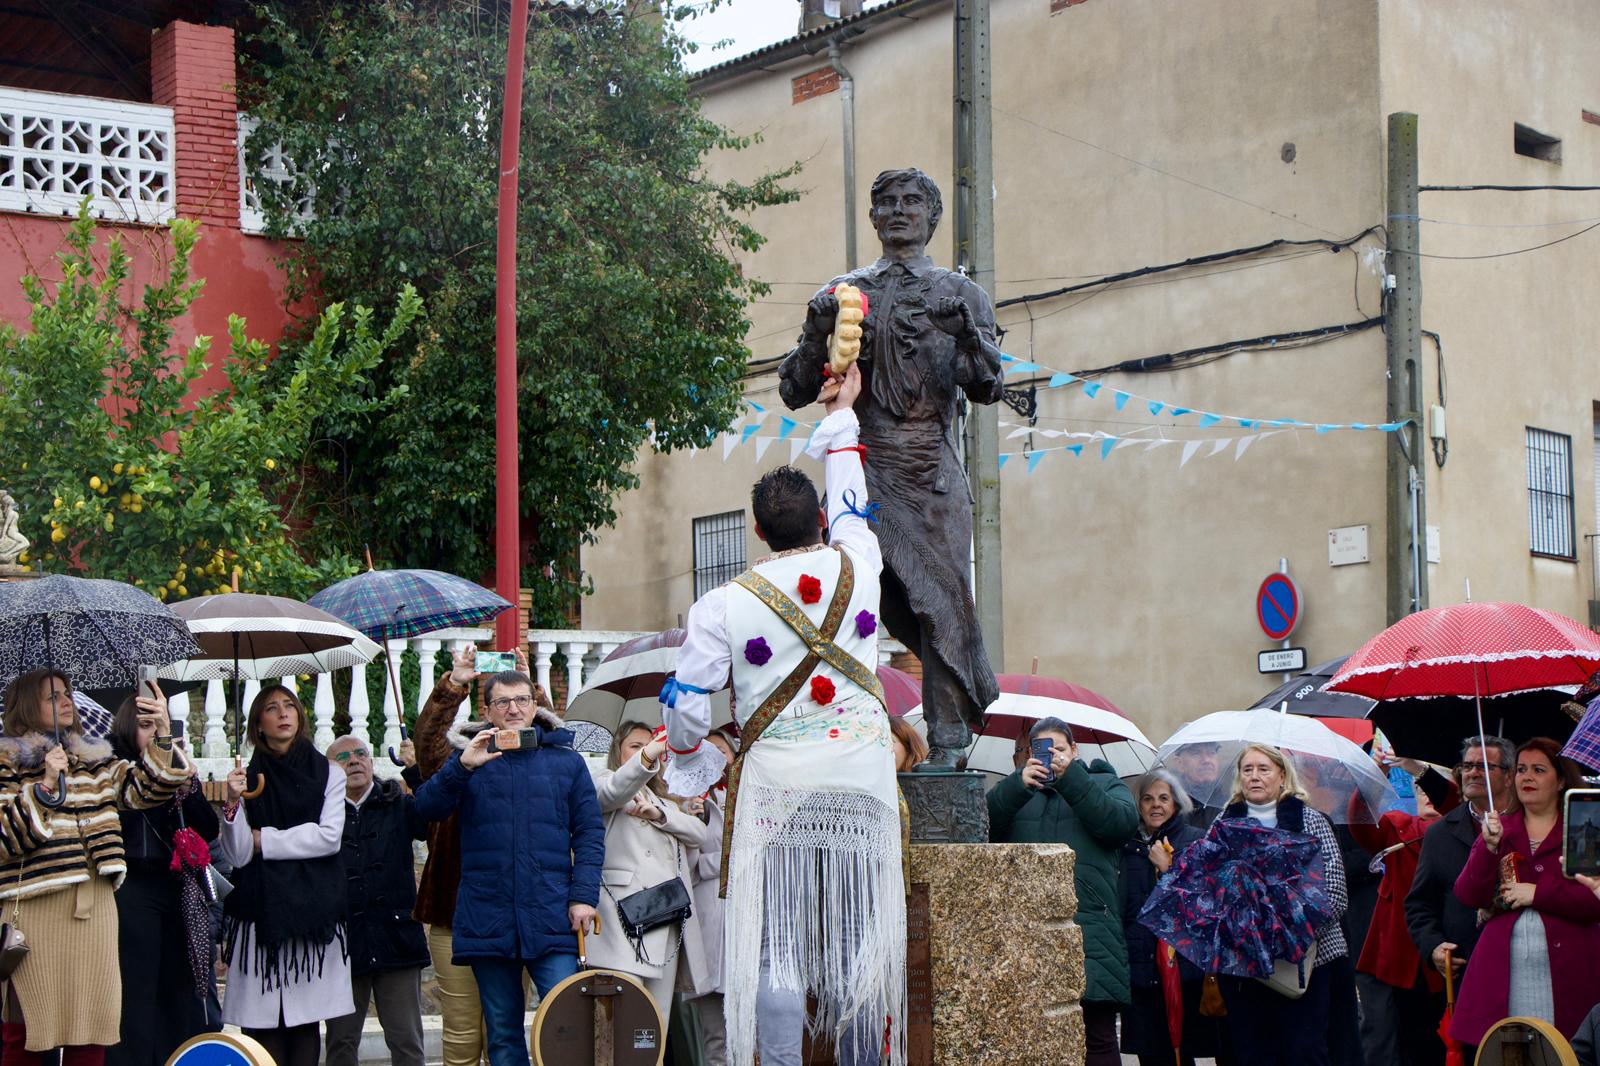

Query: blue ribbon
[659,676,715,709]
[840,489,881,524]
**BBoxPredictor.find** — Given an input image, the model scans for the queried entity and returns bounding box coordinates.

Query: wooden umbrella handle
[235,754,266,799]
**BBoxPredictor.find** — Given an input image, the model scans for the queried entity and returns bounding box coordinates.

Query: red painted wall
[0,21,302,395]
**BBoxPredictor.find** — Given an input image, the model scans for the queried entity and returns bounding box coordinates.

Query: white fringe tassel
[725,787,906,1066]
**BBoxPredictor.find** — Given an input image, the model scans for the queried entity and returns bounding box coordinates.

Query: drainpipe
[827,38,857,272]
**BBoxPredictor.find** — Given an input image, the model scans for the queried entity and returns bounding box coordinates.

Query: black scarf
[1222,794,1308,833]
[222,739,348,991]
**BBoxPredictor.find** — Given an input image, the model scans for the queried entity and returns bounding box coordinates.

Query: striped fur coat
[0,731,190,899]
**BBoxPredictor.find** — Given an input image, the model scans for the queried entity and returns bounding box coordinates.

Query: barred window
[693,511,746,598]
[1526,427,1575,560]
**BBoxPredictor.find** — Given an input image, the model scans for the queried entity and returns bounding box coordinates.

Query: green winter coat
[987,757,1138,1006]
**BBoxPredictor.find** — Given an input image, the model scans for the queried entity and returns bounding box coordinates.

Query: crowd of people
[2,654,1600,1066]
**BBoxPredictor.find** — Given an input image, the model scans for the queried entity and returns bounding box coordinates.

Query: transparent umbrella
[1155,708,1400,824]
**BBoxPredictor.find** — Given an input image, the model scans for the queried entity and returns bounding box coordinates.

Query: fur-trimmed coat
[0,730,189,899]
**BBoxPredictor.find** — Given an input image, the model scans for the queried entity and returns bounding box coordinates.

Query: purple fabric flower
[744,637,773,666]
[854,610,877,639]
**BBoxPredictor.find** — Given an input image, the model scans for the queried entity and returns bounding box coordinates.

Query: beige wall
[1379,0,1600,621]
[584,0,1597,745]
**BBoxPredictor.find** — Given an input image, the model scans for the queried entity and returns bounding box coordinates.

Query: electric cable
[1387,220,1600,261]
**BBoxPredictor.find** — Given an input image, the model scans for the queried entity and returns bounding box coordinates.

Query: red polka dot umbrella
[1326,602,1600,700]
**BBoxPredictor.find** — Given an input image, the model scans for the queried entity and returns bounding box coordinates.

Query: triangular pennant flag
[1027,451,1045,473]
[1115,437,1143,451]
[1315,424,1336,435]
[998,454,1010,469]
[1114,391,1130,411]
[741,424,760,444]
[790,438,807,462]
[747,401,765,414]
[1349,423,1371,431]
[1082,382,1103,399]
[722,434,739,460]
[1100,437,1118,459]
[1143,438,1175,451]
[1238,419,1257,429]
[754,436,774,461]
[1208,438,1231,457]
[1066,444,1085,456]
[1047,372,1075,388]
[1180,440,1203,467]
[1000,353,1016,363]
[1235,434,1259,460]
[1379,421,1407,431]
[1037,429,1063,439]
[1006,361,1041,375]
[1148,401,1165,416]
[1171,407,1192,417]
[1198,413,1223,428]
[689,446,698,458]
[778,417,798,440]
[1007,426,1033,439]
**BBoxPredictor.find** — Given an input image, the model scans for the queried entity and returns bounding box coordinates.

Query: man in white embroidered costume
[661,362,904,1066]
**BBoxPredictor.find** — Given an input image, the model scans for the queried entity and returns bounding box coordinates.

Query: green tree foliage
[0,203,421,599]
[243,1,796,622]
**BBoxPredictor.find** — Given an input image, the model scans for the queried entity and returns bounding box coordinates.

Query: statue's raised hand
[804,293,840,340]
[929,297,979,347]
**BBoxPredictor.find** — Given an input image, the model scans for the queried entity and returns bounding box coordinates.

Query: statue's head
[869,168,942,250]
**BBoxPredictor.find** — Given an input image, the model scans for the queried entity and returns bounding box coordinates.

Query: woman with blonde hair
[0,668,191,1065]
[218,684,352,1066]
[587,721,708,1020]
[1215,744,1347,1066]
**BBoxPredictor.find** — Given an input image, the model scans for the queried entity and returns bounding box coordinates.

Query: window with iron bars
[693,511,747,598]
[1526,427,1576,560]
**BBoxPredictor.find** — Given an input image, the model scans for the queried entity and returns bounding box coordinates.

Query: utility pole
[1385,113,1428,622]
[954,0,1003,666]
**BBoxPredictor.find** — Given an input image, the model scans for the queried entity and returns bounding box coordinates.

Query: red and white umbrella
[907,672,1157,782]
[1327,601,1600,806]
[1327,602,1600,700]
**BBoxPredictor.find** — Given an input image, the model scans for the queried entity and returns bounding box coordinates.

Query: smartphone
[137,665,162,697]
[1030,737,1056,783]
[489,727,541,753]
[475,651,517,674]
[1564,789,1600,878]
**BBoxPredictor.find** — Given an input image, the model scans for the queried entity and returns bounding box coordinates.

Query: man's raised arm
[805,362,880,576]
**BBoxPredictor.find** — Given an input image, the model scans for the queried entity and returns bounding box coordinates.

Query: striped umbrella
[310,567,513,763]
[162,593,381,680]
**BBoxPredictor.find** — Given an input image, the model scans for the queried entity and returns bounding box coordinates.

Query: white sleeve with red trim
[661,587,731,797]
[805,408,881,578]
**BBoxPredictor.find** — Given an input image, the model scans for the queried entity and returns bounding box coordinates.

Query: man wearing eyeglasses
[322,735,430,1066]
[1405,736,1518,991]
[412,668,604,1066]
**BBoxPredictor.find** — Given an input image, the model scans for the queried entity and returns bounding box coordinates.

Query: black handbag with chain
[613,877,693,951]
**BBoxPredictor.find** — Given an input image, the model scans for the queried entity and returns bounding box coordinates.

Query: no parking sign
[166,1033,275,1066]
[1256,573,1302,641]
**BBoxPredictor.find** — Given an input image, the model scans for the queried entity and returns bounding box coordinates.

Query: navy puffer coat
[412,715,605,963]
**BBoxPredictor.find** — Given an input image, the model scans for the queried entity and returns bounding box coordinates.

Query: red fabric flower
[810,676,836,705]
[169,826,212,874]
[797,574,823,604]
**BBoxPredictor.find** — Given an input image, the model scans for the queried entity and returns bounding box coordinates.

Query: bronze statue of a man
[778,167,1002,770]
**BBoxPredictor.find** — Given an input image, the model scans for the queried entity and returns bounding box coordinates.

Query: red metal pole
[494,0,531,652]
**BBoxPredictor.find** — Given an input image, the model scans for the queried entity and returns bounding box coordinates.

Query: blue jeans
[471,953,580,1066]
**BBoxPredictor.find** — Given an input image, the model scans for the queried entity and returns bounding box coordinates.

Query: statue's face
[870,177,934,251]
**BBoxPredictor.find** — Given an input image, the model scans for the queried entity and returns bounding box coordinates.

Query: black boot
[912,746,964,772]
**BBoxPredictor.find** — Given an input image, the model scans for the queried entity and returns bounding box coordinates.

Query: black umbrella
[1368,689,1577,767]
[1252,657,1372,719]
[0,574,199,809]
[0,575,200,691]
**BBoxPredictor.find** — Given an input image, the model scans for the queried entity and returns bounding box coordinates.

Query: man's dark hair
[1028,716,1075,746]
[870,167,943,235]
[751,466,822,551]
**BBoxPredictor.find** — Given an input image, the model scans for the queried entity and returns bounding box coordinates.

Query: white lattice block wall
[237,114,314,235]
[0,87,175,224]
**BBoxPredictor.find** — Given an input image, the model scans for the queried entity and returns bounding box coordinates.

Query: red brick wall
[792,67,841,105]
[151,21,240,231]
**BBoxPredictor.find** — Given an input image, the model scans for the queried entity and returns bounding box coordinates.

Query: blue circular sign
[1256,574,1301,641]
[167,1033,275,1066]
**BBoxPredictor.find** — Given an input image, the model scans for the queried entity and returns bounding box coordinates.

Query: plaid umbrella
[308,568,512,641]
[1563,696,1600,772]
[310,568,512,763]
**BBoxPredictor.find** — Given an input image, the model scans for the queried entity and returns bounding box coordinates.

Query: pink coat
[1450,810,1600,1045]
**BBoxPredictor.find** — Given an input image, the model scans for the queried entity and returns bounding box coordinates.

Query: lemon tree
[0,203,421,599]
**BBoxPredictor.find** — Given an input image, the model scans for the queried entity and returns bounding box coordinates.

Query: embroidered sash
[717,548,857,898]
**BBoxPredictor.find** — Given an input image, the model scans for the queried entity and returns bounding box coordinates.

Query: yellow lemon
[89,476,102,490]
[113,463,124,476]
[103,514,114,529]
[253,561,262,572]
[130,493,143,505]
[176,584,187,597]
[16,552,27,564]
[51,528,66,543]
[166,579,179,590]
[53,497,62,509]
[120,493,132,506]
[264,458,277,471]
[130,503,142,514]
[156,587,167,601]
[74,500,84,510]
